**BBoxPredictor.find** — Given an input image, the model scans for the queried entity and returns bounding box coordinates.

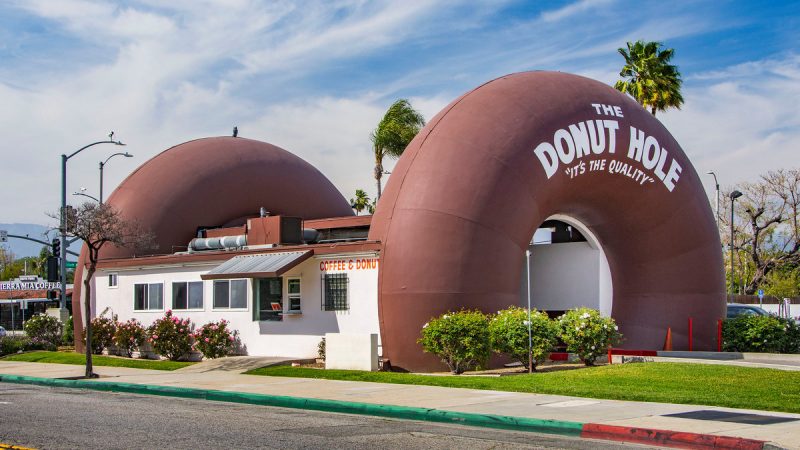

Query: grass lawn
[1,351,194,371]
[246,362,800,414]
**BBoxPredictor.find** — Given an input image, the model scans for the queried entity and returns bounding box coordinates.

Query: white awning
[201,251,312,280]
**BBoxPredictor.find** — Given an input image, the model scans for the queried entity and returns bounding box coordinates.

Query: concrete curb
[0,374,781,449]
[0,374,581,436]
[657,351,744,360]
[581,423,775,450]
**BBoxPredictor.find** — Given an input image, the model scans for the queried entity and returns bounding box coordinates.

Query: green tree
[614,40,684,116]
[371,99,425,201]
[350,189,371,215]
[31,245,52,279]
[763,267,799,299]
[722,169,800,294]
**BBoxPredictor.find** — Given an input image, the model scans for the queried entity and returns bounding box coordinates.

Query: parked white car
[0,325,6,337]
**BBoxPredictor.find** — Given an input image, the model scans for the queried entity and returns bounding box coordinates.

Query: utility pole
[729,190,743,298]
[60,137,125,321]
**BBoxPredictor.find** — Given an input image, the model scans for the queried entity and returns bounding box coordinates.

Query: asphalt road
[0,383,660,449]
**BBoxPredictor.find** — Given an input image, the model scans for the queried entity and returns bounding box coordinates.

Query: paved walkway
[652,352,800,371]
[1,359,798,449]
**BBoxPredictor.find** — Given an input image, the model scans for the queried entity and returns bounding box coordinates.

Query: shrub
[489,306,558,371]
[558,308,623,366]
[0,336,30,356]
[63,315,74,345]
[86,312,118,355]
[114,319,148,358]
[26,337,57,351]
[23,314,63,348]
[418,310,491,374]
[780,318,800,354]
[0,335,56,356]
[317,337,326,360]
[148,310,194,361]
[193,319,237,359]
[723,315,797,353]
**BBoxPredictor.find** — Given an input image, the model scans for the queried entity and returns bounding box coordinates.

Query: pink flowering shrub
[147,310,194,361]
[85,312,118,355]
[114,319,147,358]
[193,319,238,359]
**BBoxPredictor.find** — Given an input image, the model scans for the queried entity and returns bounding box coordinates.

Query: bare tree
[721,169,800,294]
[58,202,155,378]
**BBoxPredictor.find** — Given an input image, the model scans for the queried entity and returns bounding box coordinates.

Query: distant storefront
[0,276,72,330]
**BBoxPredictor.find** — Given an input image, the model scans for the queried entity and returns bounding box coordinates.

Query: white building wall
[522,241,602,311]
[92,252,380,359]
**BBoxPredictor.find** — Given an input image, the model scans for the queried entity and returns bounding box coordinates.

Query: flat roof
[304,215,372,230]
[95,240,381,270]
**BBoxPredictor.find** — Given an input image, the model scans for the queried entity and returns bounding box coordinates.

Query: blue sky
[1,0,798,227]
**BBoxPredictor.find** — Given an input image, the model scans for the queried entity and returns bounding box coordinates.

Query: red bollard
[717,319,723,352]
[688,317,693,352]
[608,348,612,365]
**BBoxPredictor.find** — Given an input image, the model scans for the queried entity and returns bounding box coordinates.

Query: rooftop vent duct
[189,235,247,252]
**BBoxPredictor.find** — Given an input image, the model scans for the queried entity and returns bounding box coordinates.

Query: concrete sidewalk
[1,360,798,449]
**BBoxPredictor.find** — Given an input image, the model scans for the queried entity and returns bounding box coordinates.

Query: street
[0,383,659,449]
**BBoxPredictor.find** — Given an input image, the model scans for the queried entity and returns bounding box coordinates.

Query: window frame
[133,282,164,312]
[321,273,348,311]
[212,279,249,311]
[171,280,205,311]
[108,273,118,289]
[286,277,302,314]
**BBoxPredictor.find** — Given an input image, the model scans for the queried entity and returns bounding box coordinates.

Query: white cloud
[0,0,795,228]
[660,53,800,194]
[540,0,615,23]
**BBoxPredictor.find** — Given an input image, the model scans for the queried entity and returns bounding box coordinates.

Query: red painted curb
[581,423,766,450]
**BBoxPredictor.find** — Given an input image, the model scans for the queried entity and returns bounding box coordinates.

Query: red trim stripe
[581,423,765,450]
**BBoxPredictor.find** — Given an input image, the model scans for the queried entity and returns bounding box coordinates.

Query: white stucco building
[91,215,381,359]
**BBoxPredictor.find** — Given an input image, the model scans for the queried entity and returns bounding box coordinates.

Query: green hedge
[723,315,800,353]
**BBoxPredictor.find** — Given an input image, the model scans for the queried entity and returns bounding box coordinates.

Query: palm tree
[350,189,371,215]
[371,99,425,200]
[614,40,684,116]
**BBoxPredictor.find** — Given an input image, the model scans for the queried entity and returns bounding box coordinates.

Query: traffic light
[46,256,59,282]
[52,237,61,257]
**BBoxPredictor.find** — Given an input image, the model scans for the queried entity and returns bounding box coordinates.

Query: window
[213,279,247,309]
[108,273,118,288]
[287,278,301,313]
[134,283,163,311]
[322,273,348,311]
[172,281,203,310]
[255,278,283,321]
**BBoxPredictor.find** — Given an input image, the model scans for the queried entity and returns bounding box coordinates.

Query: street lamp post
[525,248,533,374]
[72,191,100,203]
[707,171,720,228]
[99,152,133,204]
[729,190,743,298]
[59,135,125,320]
